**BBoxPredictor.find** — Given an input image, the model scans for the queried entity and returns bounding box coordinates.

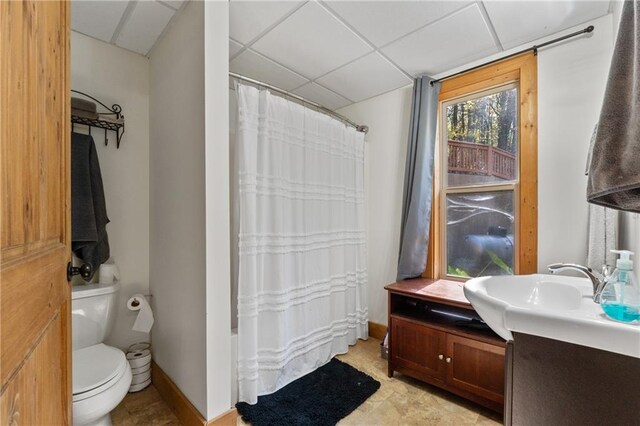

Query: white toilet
[72,282,132,426]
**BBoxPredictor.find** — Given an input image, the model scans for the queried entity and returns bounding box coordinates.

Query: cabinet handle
[446,357,452,363]
[438,354,444,360]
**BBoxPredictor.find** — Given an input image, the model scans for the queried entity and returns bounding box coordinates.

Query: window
[426,53,537,280]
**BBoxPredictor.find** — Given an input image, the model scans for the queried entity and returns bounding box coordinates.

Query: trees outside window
[425,53,538,281]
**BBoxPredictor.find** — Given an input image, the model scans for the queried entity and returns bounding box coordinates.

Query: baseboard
[207,408,238,426]
[368,321,387,340]
[152,361,206,426]
[152,361,237,426]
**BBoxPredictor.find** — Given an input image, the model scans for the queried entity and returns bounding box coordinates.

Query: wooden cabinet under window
[386,279,506,414]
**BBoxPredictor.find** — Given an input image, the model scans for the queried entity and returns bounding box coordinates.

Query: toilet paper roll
[126,349,151,368]
[127,294,154,333]
[127,342,151,353]
[131,369,151,385]
[99,258,120,284]
[131,363,151,375]
[129,378,151,393]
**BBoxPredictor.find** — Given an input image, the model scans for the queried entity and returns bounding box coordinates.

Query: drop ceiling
[71,0,185,56]
[230,0,612,110]
[71,1,613,111]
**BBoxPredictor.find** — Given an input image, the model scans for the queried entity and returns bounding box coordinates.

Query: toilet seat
[73,343,129,402]
[73,344,132,426]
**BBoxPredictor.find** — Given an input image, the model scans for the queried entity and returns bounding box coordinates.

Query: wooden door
[0,1,71,424]
[390,317,447,381]
[446,334,505,403]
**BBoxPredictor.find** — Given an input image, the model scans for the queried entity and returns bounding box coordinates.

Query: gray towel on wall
[586,125,619,270]
[587,0,640,212]
[587,204,618,272]
[71,132,110,278]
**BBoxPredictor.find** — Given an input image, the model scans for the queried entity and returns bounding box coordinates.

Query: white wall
[612,0,624,40]
[204,0,231,418]
[71,32,151,350]
[149,0,231,419]
[337,87,413,325]
[338,14,615,325]
[536,14,613,271]
[149,0,207,415]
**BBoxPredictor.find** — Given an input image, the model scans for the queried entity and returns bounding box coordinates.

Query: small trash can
[380,332,389,359]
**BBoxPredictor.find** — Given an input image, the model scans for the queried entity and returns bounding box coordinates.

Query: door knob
[438,354,444,360]
[446,357,452,363]
[67,262,92,281]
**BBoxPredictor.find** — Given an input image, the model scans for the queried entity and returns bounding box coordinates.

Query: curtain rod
[229,72,369,134]
[430,25,595,86]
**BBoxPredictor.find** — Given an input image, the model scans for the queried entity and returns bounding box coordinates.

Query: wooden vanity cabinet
[446,334,505,404]
[386,279,506,414]
[390,316,447,382]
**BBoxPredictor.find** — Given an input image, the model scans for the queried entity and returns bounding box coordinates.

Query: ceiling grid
[71,0,612,110]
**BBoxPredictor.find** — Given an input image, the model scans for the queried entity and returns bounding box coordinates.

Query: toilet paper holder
[127,294,154,333]
[127,294,151,307]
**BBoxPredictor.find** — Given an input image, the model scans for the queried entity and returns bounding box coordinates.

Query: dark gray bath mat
[236,358,380,426]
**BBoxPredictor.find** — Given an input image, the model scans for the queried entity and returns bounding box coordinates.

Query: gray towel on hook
[587,204,618,272]
[71,132,110,278]
[587,0,640,212]
[586,124,619,271]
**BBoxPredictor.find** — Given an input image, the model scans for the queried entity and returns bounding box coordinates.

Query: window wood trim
[424,52,538,279]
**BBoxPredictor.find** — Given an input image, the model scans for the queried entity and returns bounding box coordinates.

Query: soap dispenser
[600,250,640,324]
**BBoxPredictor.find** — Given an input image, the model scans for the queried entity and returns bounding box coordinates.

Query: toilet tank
[71,282,120,350]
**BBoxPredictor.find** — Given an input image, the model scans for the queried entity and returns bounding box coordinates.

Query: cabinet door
[391,317,446,380]
[446,334,505,403]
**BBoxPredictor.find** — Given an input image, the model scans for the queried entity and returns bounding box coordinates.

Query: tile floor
[334,339,502,426]
[112,385,180,426]
[113,338,502,426]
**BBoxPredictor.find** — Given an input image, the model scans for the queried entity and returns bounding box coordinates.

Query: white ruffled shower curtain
[235,83,368,404]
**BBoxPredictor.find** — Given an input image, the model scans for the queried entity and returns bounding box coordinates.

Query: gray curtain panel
[587,0,640,212]
[397,77,441,281]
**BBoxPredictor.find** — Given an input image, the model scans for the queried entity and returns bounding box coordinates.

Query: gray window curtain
[397,77,441,281]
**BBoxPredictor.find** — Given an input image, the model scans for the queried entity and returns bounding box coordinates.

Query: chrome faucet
[547,263,609,303]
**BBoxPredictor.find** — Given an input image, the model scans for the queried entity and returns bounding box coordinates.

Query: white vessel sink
[464,274,640,358]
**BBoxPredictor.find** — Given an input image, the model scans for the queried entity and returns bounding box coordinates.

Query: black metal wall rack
[71,89,125,148]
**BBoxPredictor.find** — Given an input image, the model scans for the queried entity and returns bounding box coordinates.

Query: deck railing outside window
[447,140,516,181]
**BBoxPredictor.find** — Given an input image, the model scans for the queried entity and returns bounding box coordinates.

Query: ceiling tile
[159,0,185,11]
[231,49,309,91]
[293,82,351,110]
[317,52,412,102]
[251,2,372,80]
[71,0,129,42]
[324,1,471,47]
[485,1,610,50]
[230,39,243,58]
[382,4,499,76]
[230,1,303,44]
[115,1,175,55]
